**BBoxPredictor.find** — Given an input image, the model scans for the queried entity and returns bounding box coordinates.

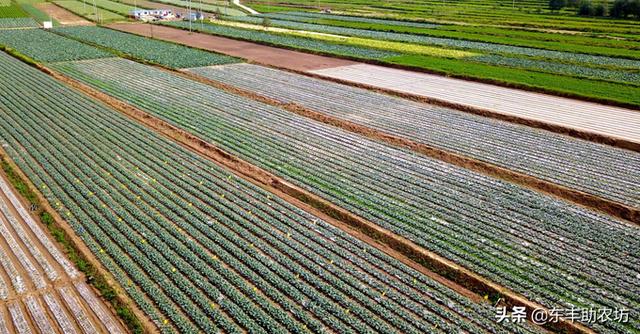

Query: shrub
[549,0,567,10]
[577,0,594,15]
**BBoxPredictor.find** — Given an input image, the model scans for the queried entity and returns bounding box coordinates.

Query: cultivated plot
[52,56,640,333]
[0,171,124,333]
[0,51,538,334]
[187,63,640,209]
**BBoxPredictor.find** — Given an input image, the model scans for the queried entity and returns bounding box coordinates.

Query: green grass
[54,0,125,22]
[247,0,640,34]
[386,54,640,106]
[0,3,28,17]
[92,0,136,15]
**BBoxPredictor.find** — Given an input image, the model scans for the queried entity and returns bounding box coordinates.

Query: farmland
[0,0,638,332]
[163,13,640,107]
[54,25,239,68]
[245,0,640,34]
[54,0,125,22]
[51,56,640,333]
[0,49,548,334]
[0,162,125,333]
[188,63,640,209]
[0,28,111,61]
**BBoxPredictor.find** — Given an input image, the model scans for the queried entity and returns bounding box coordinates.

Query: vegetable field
[0,17,37,28]
[92,0,136,16]
[52,57,640,333]
[54,26,239,68]
[164,17,640,106]
[152,0,246,16]
[164,20,401,60]
[0,50,544,334]
[54,0,124,22]
[188,63,640,208]
[0,28,111,62]
[0,166,124,333]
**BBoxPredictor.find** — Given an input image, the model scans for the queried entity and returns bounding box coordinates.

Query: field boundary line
[160,23,640,111]
[39,58,593,334]
[282,65,640,153]
[176,67,640,225]
[0,108,155,334]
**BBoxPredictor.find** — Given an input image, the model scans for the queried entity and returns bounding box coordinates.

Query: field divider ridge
[0,142,155,333]
[175,66,640,225]
[288,65,640,153]
[35,54,595,334]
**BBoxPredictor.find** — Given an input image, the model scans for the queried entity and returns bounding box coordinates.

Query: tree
[594,2,606,15]
[549,0,567,10]
[610,0,628,17]
[577,0,594,15]
[609,0,640,17]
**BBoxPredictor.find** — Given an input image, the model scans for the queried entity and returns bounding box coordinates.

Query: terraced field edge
[41,56,592,334]
[0,137,150,334]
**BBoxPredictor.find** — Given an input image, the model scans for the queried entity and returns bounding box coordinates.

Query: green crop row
[0,49,542,334]
[0,29,111,62]
[53,56,640,334]
[54,26,239,68]
[53,0,125,22]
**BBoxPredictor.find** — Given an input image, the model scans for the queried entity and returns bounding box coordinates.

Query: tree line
[549,0,640,18]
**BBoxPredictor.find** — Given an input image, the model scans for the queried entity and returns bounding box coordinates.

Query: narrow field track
[0,51,539,334]
[0,171,125,334]
[51,56,640,334]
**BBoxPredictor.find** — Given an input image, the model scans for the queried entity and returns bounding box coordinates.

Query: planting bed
[0,50,539,334]
[54,25,239,68]
[0,167,124,333]
[53,56,640,333]
[188,63,640,209]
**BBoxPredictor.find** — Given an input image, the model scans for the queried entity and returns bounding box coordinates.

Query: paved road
[311,64,640,144]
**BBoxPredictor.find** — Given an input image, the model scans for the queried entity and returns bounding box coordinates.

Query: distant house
[129,9,174,20]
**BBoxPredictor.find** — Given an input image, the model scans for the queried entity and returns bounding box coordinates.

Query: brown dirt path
[35,3,94,26]
[107,22,357,71]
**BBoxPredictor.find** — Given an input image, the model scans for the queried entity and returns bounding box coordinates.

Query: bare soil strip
[0,170,131,333]
[0,153,154,333]
[35,3,94,26]
[107,22,358,71]
[41,60,593,334]
[177,68,640,225]
[107,23,640,152]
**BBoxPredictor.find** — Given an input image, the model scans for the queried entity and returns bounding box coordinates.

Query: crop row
[92,0,136,16]
[0,150,122,333]
[472,54,640,84]
[53,0,124,22]
[0,17,37,28]
[0,2,27,18]
[188,63,640,208]
[212,19,477,59]
[54,26,239,68]
[152,0,246,16]
[256,12,640,69]
[273,11,440,28]
[0,28,111,62]
[52,56,640,333]
[164,20,401,60]
[0,51,536,333]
